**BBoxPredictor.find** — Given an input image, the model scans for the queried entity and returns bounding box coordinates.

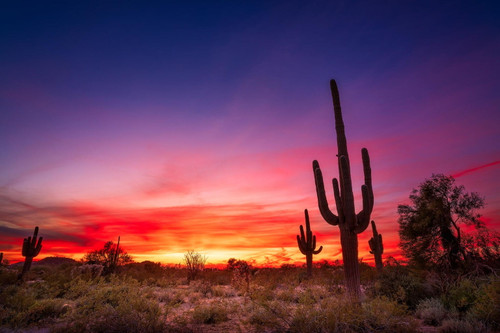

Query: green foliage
[82,240,132,274]
[369,259,428,309]
[445,278,479,314]
[398,174,485,270]
[468,278,500,329]
[55,276,166,333]
[416,298,448,326]
[120,261,165,283]
[439,318,487,333]
[192,300,230,324]
[289,296,418,332]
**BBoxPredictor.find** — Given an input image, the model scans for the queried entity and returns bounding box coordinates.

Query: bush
[416,298,448,326]
[192,300,230,324]
[445,279,478,314]
[468,278,500,330]
[439,318,487,333]
[17,298,69,326]
[369,260,428,309]
[53,276,166,333]
[288,295,418,332]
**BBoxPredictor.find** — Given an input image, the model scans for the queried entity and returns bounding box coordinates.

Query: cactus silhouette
[297,209,323,278]
[19,226,43,280]
[312,79,374,300]
[0,252,3,266]
[110,236,121,272]
[369,220,383,271]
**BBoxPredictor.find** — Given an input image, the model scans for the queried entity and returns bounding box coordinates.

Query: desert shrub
[289,303,325,333]
[0,268,20,285]
[288,296,417,332]
[467,278,500,330]
[297,288,317,305]
[121,261,166,283]
[192,300,230,324]
[72,264,104,281]
[14,298,69,326]
[191,279,213,297]
[0,284,37,327]
[445,278,479,314]
[276,286,299,303]
[246,302,288,331]
[439,318,487,333]
[156,289,184,306]
[416,298,448,326]
[54,276,165,333]
[370,262,428,309]
[203,269,231,285]
[362,297,418,332]
[211,285,234,297]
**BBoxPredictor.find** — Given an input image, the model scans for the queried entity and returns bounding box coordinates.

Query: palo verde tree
[83,236,132,274]
[184,250,207,282]
[313,79,374,300]
[398,174,485,270]
[296,209,323,278]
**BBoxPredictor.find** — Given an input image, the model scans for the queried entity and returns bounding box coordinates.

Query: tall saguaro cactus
[369,220,384,271]
[313,79,374,300]
[297,209,323,278]
[20,226,43,280]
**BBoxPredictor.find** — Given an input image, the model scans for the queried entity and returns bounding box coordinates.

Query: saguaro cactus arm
[354,148,374,234]
[22,226,43,258]
[313,161,339,226]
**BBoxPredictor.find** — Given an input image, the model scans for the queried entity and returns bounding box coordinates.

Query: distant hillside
[9,256,78,267]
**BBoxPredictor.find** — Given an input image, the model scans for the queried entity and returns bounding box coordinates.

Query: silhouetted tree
[227,258,252,293]
[398,174,485,270]
[83,237,132,274]
[184,250,207,282]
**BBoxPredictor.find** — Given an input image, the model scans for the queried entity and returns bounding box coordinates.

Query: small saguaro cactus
[20,226,43,280]
[111,236,121,267]
[297,209,323,278]
[369,220,383,271]
[0,252,3,266]
[313,79,374,300]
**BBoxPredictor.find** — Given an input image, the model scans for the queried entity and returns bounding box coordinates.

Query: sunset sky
[1,1,499,266]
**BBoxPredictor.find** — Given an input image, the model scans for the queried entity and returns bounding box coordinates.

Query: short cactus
[0,252,3,266]
[19,226,43,280]
[297,209,323,278]
[369,220,383,271]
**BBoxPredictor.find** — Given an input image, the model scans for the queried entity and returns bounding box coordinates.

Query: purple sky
[1,1,499,265]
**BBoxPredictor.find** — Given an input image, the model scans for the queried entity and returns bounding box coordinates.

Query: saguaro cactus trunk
[20,226,43,280]
[297,209,323,278]
[369,220,384,271]
[313,79,374,300]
